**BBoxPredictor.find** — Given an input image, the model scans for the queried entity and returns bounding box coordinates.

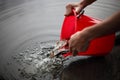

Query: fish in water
[49,40,69,58]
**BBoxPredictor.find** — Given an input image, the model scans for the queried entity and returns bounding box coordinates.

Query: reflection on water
[0,0,120,80]
[0,0,26,12]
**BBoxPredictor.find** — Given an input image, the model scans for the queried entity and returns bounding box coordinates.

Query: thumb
[75,4,85,14]
[64,3,78,16]
[64,3,73,16]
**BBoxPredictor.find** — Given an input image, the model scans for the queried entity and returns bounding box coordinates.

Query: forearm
[84,11,120,40]
[80,0,97,5]
[78,0,97,9]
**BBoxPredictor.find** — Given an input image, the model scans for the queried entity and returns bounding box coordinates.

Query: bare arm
[69,11,120,55]
[65,0,120,55]
[64,0,96,16]
[84,11,120,40]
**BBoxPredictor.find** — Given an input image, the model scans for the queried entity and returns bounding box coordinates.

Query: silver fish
[50,40,69,58]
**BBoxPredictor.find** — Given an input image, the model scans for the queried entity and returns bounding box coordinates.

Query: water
[5,40,89,80]
[11,40,64,80]
[0,0,120,80]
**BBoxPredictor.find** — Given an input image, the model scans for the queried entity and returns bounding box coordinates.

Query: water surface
[0,0,120,80]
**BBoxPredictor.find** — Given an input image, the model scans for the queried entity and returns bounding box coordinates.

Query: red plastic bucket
[60,10,115,57]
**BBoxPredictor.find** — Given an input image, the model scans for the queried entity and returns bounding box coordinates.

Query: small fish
[50,40,69,58]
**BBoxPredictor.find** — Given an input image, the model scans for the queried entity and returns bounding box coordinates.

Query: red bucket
[60,10,115,57]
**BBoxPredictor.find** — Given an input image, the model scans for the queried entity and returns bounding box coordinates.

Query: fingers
[64,3,73,16]
[69,46,78,56]
[64,2,85,16]
[68,38,90,56]
[64,3,82,16]
[68,40,79,56]
[72,49,78,56]
[65,0,96,16]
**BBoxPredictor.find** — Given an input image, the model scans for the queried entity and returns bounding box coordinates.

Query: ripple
[0,0,120,80]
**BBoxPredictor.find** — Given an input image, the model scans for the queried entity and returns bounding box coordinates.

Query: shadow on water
[61,46,120,80]
[61,56,111,80]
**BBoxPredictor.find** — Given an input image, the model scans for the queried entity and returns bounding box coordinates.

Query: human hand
[68,30,91,56]
[64,0,96,16]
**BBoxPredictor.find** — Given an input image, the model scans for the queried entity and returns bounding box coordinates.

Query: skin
[64,0,120,56]
[64,0,96,16]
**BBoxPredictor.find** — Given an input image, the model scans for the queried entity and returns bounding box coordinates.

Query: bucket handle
[72,9,85,32]
[72,9,85,18]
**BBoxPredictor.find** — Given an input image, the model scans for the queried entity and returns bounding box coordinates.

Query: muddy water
[0,0,120,80]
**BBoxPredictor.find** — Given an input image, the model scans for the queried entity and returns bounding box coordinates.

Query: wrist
[81,26,97,41]
[80,0,97,7]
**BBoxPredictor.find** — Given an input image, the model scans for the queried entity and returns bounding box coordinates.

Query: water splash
[12,40,64,80]
[10,40,90,80]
